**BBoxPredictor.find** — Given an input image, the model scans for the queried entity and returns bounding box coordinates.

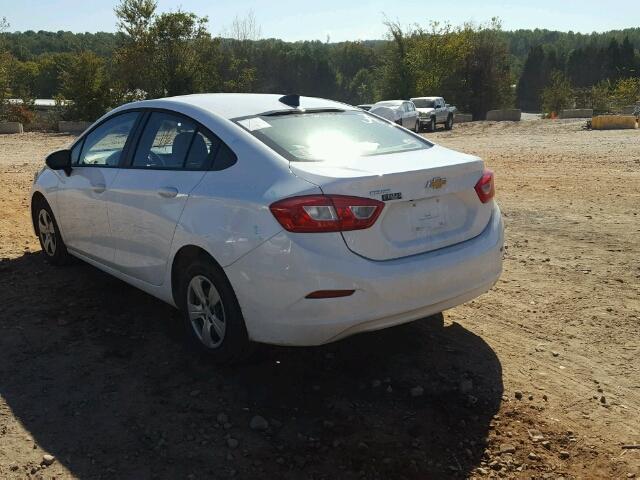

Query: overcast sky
[2,0,638,41]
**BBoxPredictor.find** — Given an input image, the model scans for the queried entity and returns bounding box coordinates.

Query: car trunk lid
[289,145,492,261]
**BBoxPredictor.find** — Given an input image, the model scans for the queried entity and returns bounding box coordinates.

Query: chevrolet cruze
[31,93,504,363]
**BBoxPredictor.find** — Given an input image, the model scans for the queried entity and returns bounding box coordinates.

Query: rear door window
[132,112,198,169]
[131,112,233,171]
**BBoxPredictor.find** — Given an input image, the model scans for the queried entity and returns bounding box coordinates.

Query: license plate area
[409,197,447,237]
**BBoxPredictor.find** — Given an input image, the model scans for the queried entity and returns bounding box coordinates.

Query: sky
[1,0,638,41]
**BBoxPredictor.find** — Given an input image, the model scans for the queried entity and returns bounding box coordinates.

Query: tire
[33,198,71,266]
[427,117,436,132]
[414,120,420,133]
[177,256,253,364]
[445,114,454,130]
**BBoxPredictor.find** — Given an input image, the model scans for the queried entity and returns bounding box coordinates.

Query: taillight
[269,194,384,233]
[474,169,495,203]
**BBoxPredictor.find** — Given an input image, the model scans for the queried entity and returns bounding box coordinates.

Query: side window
[211,142,237,171]
[133,112,198,169]
[78,112,139,167]
[184,130,219,170]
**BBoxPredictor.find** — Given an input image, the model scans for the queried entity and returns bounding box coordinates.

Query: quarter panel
[171,141,322,269]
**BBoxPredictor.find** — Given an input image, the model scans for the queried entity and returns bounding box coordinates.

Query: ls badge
[426,177,447,190]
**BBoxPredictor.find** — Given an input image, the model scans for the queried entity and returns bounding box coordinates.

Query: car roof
[375,100,405,105]
[410,97,441,101]
[142,93,357,120]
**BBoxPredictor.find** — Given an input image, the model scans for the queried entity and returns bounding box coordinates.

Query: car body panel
[370,100,419,129]
[411,96,455,126]
[289,144,492,260]
[31,93,503,347]
[56,166,121,264]
[225,204,503,345]
[107,169,208,284]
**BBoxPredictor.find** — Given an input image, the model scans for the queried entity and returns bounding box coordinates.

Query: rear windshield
[234,111,431,162]
[412,99,435,108]
[374,101,401,108]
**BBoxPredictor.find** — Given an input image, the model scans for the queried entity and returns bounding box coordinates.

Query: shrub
[541,71,574,115]
[2,103,36,124]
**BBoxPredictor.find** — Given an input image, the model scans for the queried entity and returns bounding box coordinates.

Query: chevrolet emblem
[427,177,447,189]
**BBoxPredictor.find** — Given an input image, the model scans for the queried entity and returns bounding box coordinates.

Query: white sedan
[369,100,420,132]
[31,93,503,363]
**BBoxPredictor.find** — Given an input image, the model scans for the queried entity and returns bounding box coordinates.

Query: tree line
[1,1,639,124]
[517,36,639,112]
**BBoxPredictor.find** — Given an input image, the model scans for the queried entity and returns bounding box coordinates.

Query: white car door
[56,111,140,264]
[407,102,418,128]
[402,102,412,128]
[436,99,447,122]
[107,111,223,285]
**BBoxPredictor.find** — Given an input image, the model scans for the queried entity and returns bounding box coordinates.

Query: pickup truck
[410,96,455,131]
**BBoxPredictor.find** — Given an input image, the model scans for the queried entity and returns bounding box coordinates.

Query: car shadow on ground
[0,252,503,479]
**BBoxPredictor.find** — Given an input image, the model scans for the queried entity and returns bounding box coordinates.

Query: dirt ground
[0,120,638,479]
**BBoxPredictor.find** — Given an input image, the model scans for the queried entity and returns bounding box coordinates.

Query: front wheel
[414,120,420,133]
[427,117,436,132]
[34,198,71,265]
[178,257,253,364]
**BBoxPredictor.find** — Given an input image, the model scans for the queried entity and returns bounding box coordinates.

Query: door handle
[92,183,106,193]
[158,186,179,198]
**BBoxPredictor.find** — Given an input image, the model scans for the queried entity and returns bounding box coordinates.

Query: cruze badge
[427,177,447,190]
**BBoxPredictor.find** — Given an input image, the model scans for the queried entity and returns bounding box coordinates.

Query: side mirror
[45,149,72,176]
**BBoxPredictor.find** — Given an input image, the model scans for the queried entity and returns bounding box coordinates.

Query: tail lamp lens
[474,169,495,203]
[270,194,384,233]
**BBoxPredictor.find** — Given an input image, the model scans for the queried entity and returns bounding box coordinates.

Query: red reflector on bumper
[305,290,355,299]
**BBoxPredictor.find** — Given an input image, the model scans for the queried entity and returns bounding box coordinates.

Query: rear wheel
[445,114,454,130]
[178,257,253,364]
[34,198,71,265]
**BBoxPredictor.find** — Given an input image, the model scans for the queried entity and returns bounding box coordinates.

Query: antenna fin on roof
[279,94,300,108]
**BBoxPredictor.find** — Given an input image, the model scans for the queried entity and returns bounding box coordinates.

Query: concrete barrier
[486,109,521,121]
[58,121,92,133]
[0,122,24,134]
[455,113,473,123]
[591,115,638,130]
[559,109,593,119]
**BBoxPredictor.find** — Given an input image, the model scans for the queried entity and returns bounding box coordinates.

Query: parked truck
[410,96,456,132]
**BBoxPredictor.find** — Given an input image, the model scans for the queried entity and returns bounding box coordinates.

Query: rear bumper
[225,204,504,346]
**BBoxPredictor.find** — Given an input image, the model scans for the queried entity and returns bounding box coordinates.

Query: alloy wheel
[187,275,226,349]
[38,209,56,256]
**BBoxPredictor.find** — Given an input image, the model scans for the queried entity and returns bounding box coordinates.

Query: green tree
[611,77,640,108]
[60,51,112,121]
[541,71,573,114]
[376,20,412,100]
[0,17,11,106]
[113,0,211,97]
[151,10,210,95]
[10,59,39,102]
[516,46,546,110]
[464,21,514,118]
[113,0,160,97]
